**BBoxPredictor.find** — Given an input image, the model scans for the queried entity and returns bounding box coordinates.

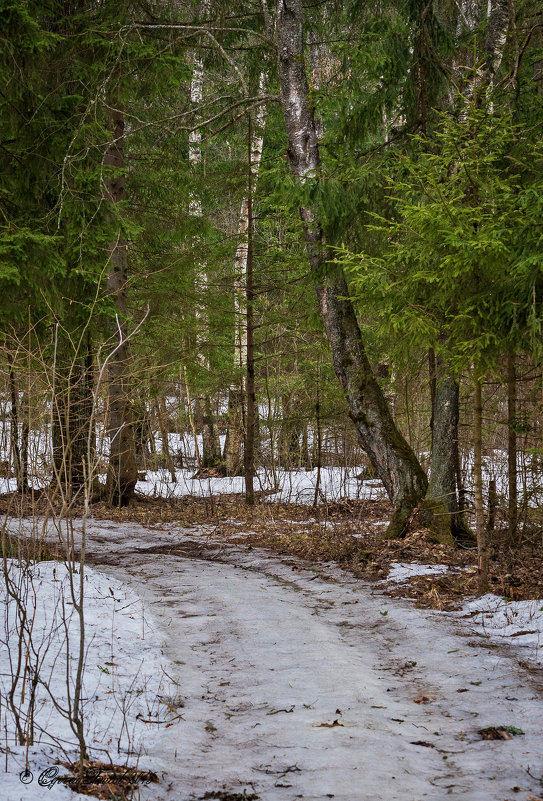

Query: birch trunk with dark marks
[275,0,427,537]
[104,107,137,507]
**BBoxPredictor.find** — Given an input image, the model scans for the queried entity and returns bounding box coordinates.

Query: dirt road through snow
[78,522,543,801]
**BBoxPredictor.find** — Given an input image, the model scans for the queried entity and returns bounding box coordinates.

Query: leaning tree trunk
[104,107,137,507]
[275,0,427,536]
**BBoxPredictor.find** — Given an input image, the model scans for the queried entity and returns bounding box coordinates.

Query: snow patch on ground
[458,594,543,666]
[135,466,386,505]
[4,517,543,799]
[0,558,177,801]
[385,564,543,666]
[388,562,451,583]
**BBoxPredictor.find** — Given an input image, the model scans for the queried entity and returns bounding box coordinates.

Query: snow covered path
[79,524,543,801]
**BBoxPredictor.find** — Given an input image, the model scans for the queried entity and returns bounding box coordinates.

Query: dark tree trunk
[51,335,93,500]
[420,358,461,544]
[20,411,29,493]
[279,395,302,469]
[474,378,488,590]
[244,119,256,505]
[133,401,151,466]
[224,387,244,476]
[156,397,176,482]
[506,351,518,540]
[428,348,436,446]
[275,0,427,536]
[8,355,25,493]
[198,396,222,469]
[104,107,137,507]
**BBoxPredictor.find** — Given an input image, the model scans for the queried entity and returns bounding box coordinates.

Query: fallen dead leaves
[478,725,525,740]
[58,759,158,800]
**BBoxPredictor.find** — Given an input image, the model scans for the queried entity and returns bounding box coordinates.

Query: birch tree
[225,72,268,477]
[189,7,222,472]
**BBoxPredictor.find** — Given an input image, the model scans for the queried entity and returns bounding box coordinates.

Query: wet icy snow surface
[4,517,543,800]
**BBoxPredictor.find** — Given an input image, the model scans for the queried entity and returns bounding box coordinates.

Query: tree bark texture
[226,73,268,477]
[8,355,25,493]
[507,351,518,540]
[420,358,460,544]
[473,379,488,590]
[189,26,222,471]
[156,397,176,482]
[244,111,256,505]
[279,394,303,469]
[275,0,427,536]
[104,107,137,507]
[224,387,244,476]
[51,334,93,500]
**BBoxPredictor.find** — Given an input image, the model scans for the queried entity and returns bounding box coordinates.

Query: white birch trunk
[188,0,221,468]
[233,72,267,372]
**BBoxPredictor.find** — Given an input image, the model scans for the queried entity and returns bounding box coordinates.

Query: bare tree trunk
[244,111,256,504]
[455,429,466,517]
[275,0,427,537]
[104,107,137,507]
[188,14,222,472]
[197,396,221,470]
[420,357,471,543]
[313,363,322,507]
[20,410,28,494]
[301,424,310,468]
[224,386,244,476]
[227,72,268,477]
[156,397,176,482]
[428,348,436,446]
[473,378,488,590]
[183,366,200,467]
[51,337,93,500]
[8,354,24,493]
[507,350,518,540]
[420,365,459,544]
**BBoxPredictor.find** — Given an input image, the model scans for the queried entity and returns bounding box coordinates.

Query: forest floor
[2,493,543,800]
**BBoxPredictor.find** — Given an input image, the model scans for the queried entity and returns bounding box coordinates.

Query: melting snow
[388,562,451,583]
